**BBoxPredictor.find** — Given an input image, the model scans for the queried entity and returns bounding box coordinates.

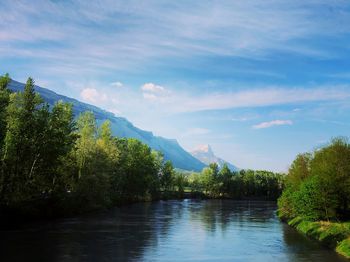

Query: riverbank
[286,216,350,259]
[2,190,279,221]
[0,191,206,221]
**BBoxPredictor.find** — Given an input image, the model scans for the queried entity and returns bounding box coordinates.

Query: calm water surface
[0,200,347,261]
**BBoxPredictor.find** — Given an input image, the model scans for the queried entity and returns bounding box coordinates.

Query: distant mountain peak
[193,144,214,155]
[190,144,239,171]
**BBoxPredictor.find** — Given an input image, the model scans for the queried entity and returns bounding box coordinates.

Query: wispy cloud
[79,83,350,116]
[253,120,293,129]
[2,1,350,173]
[1,0,349,78]
[141,83,165,93]
[175,86,350,113]
[80,88,108,104]
[110,81,123,88]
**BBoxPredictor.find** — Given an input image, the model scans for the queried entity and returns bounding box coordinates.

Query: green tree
[310,137,350,218]
[119,138,161,201]
[1,77,47,203]
[160,160,174,192]
[286,153,311,188]
[278,137,350,221]
[173,172,187,196]
[219,163,232,196]
[72,113,113,209]
[0,73,10,148]
[75,111,97,179]
[43,101,77,194]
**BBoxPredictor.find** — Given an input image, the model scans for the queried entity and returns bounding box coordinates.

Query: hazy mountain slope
[8,80,206,171]
[191,144,239,171]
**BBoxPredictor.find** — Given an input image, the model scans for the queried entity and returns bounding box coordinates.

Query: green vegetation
[0,75,167,215]
[187,163,284,200]
[278,138,350,258]
[0,74,284,217]
[337,238,350,259]
[287,218,350,258]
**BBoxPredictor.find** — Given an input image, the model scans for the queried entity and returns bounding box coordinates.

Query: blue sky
[1,0,350,171]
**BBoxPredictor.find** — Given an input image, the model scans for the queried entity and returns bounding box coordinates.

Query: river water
[0,200,347,261]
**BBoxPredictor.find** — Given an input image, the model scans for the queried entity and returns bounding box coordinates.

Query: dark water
[0,200,347,262]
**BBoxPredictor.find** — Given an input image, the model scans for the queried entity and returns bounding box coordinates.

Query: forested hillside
[8,79,205,171]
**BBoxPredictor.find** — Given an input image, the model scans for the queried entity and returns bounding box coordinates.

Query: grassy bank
[287,216,350,259]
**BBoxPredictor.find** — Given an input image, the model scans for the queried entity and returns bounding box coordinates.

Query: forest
[278,137,350,221]
[277,137,350,257]
[0,74,283,216]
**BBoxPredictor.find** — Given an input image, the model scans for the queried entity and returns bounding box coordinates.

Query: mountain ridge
[191,144,239,171]
[8,79,206,172]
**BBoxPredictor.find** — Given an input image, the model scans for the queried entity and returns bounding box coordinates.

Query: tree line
[0,74,284,216]
[187,164,284,200]
[278,137,350,221]
[0,75,171,214]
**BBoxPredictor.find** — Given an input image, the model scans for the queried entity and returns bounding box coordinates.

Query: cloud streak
[1,0,349,79]
[141,83,165,93]
[175,86,350,113]
[111,82,123,88]
[79,83,350,117]
[253,120,293,129]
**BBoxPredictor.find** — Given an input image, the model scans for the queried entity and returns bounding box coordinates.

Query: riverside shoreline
[285,216,350,259]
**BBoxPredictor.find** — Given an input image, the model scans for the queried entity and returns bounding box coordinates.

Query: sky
[1,0,350,172]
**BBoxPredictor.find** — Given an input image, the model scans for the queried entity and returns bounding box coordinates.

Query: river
[0,200,347,261]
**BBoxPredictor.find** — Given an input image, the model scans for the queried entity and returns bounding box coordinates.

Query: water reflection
[0,200,347,261]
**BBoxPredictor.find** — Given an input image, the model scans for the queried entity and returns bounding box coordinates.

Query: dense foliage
[278,138,350,221]
[187,163,284,200]
[0,76,167,214]
[0,75,285,216]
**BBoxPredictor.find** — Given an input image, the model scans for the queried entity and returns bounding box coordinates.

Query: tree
[0,78,79,205]
[286,153,311,188]
[41,101,77,194]
[310,137,350,218]
[278,137,350,221]
[0,73,10,148]
[75,111,97,179]
[0,74,11,201]
[72,112,113,209]
[200,167,214,194]
[160,161,174,192]
[1,77,47,203]
[218,163,232,196]
[173,172,187,196]
[119,138,161,201]
[209,163,219,178]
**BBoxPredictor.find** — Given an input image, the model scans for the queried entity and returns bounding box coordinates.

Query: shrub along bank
[278,138,350,258]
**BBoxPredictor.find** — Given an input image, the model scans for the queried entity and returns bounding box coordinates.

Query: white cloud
[80,88,107,103]
[1,0,349,78]
[111,81,123,88]
[175,86,350,113]
[141,82,170,101]
[141,83,165,93]
[231,117,249,122]
[252,120,293,129]
[143,93,158,101]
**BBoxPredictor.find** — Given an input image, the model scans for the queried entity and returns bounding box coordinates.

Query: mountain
[190,144,239,171]
[8,80,206,172]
